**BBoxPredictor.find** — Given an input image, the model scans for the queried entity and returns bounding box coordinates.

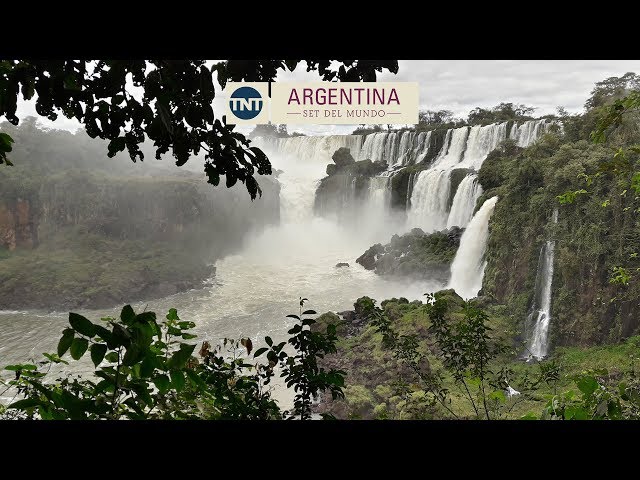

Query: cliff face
[0,171,280,251]
[479,136,640,348]
[0,199,38,250]
[0,121,282,310]
[0,174,281,310]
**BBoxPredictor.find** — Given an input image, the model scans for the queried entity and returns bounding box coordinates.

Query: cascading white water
[406,172,417,210]
[367,176,391,212]
[414,131,432,164]
[261,135,362,222]
[526,208,559,359]
[407,170,452,232]
[448,196,499,299]
[432,127,470,169]
[359,130,431,167]
[510,119,550,148]
[447,174,483,229]
[408,120,549,234]
[384,132,399,166]
[460,123,508,169]
[359,132,387,162]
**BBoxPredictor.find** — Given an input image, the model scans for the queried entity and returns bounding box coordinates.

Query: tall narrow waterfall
[525,208,559,359]
[460,123,508,169]
[367,175,391,212]
[448,196,499,299]
[407,170,452,232]
[447,174,483,229]
[432,127,470,169]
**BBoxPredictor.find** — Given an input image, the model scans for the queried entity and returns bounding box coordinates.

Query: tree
[585,72,640,110]
[418,109,454,126]
[277,124,288,137]
[467,102,536,125]
[0,60,399,198]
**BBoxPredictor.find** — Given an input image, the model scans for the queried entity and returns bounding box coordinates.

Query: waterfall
[432,127,469,169]
[257,135,363,222]
[359,130,432,167]
[408,120,548,233]
[384,132,399,166]
[368,176,391,211]
[447,174,483,229]
[407,170,452,232]
[460,123,508,169]
[448,196,499,299]
[406,172,417,210]
[262,120,549,239]
[525,208,559,359]
[359,132,388,162]
[394,131,414,166]
[414,131,432,164]
[510,119,550,148]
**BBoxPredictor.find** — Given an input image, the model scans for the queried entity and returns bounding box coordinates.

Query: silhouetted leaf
[90,344,108,367]
[69,312,96,338]
[57,328,75,357]
[168,343,196,369]
[136,311,157,324]
[120,305,136,324]
[153,374,170,394]
[105,352,119,363]
[254,347,268,358]
[70,338,89,360]
[170,370,185,392]
[9,398,43,410]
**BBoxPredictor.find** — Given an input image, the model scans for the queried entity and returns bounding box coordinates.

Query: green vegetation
[0,120,280,309]
[478,76,640,347]
[356,228,461,282]
[0,299,345,420]
[0,228,213,309]
[313,293,640,419]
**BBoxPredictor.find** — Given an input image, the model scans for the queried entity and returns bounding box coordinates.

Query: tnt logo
[229,86,263,120]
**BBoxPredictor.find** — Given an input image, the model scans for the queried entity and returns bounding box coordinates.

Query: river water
[0,136,442,406]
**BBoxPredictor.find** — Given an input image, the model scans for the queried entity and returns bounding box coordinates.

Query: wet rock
[356,228,464,283]
[335,262,350,268]
[446,226,464,244]
[355,243,384,270]
[332,147,356,168]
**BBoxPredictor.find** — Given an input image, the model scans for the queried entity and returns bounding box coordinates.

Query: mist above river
[0,134,441,392]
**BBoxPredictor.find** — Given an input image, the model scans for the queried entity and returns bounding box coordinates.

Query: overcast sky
[15,60,640,136]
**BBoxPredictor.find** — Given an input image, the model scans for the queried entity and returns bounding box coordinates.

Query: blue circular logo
[229,86,263,120]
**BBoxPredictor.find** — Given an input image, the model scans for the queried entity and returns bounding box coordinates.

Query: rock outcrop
[314,147,388,217]
[356,227,463,284]
[0,199,38,250]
